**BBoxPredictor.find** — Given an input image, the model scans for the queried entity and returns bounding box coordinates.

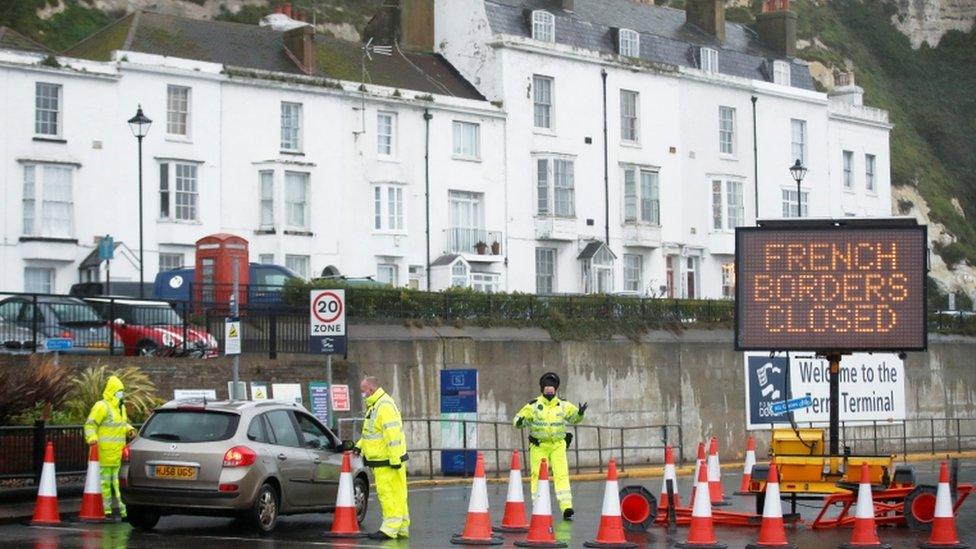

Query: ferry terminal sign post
[310,290,347,428]
[735,218,927,463]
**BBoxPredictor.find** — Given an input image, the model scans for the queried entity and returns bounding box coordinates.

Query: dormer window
[700,47,719,74]
[531,10,555,43]
[773,60,791,85]
[618,28,640,57]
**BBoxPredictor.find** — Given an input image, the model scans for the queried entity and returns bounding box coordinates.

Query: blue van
[153,263,300,305]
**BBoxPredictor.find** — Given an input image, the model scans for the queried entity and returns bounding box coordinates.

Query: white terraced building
[0,0,891,299]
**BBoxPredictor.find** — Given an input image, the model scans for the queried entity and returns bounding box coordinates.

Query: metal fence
[790,418,976,459]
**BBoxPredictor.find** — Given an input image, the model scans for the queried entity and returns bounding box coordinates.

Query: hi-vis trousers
[529,439,572,512]
[373,465,410,537]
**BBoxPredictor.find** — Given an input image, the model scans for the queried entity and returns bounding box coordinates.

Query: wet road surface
[3,459,974,548]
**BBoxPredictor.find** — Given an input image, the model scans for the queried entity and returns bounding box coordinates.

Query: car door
[263,409,313,509]
[294,412,342,507]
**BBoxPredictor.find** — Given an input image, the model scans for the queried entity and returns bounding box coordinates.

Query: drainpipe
[601,69,610,246]
[751,95,759,223]
[424,108,433,290]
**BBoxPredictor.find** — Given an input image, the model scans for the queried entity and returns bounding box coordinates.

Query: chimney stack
[400,0,435,51]
[756,0,797,57]
[284,25,315,75]
[560,0,575,11]
[829,70,864,105]
[685,0,725,42]
[282,3,292,18]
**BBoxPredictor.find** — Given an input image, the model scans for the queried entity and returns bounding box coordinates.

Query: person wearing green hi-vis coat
[83,375,136,519]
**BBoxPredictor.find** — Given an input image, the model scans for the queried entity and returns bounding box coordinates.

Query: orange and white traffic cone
[495,450,530,533]
[584,459,636,548]
[676,459,726,549]
[452,453,503,545]
[690,441,706,505]
[323,451,367,539]
[839,462,891,549]
[658,445,682,510]
[515,459,567,548]
[736,436,757,495]
[31,442,60,525]
[919,461,968,549]
[78,444,106,522]
[746,462,796,549]
[707,437,728,506]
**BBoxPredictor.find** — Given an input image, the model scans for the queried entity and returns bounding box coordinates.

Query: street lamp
[128,105,152,298]
[789,159,807,218]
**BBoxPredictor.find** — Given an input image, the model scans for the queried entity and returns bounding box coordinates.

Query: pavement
[0,459,973,548]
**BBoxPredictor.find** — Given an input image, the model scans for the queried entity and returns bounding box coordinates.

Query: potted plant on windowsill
[474,241,488,255]
[490,240,501,255]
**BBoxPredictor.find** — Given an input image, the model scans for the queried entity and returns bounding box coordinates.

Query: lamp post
[789,159,807,218]
[128,106,152,298]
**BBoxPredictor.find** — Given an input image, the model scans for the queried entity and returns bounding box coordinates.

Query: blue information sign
[98,236,114,261]
[440,369,477,475]
[44,338,73,351]
[440,369,478,413]
[309,382,330,425]
[771,396,814,415]
[746,355,791,427]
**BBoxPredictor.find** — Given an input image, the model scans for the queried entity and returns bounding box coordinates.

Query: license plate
[153,465,197,480]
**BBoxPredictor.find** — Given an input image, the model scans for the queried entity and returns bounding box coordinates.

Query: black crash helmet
[539,372,560,391]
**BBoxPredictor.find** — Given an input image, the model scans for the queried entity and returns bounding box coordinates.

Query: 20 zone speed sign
[309,290,346,355]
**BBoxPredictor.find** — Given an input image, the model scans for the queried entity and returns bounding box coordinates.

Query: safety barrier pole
[462,419,469,479]
[597,428,604,474]
[619,427,625,471]
[494,422,501,479]
[573,425,580,475]
[873,421,878,455]
[427,418,434,480]
[902,422,908,462]
[957,418,963,454]
[931,418,936,454]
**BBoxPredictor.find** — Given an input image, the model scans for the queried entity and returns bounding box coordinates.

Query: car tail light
[223,446,256,468]
[218,483,239,492]
[59,331,74,339]
[122,444,130,463]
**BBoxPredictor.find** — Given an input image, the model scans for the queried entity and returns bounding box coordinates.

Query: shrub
[0,358,73,424]
[64,365,164,424]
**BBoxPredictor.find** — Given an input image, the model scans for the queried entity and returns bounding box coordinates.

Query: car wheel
[136,341,158,357]
[126,505,161,531]
[354,475,369,524]
[250,483,279,534]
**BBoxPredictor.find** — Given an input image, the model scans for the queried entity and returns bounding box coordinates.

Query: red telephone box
[194,233,249,307]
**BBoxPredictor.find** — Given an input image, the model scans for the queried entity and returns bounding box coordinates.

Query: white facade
[0,45,506,294]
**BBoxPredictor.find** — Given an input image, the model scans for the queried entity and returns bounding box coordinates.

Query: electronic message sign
[735,220,927,352]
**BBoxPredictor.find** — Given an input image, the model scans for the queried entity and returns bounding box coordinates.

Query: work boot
[563,508,574,520]
[367,531,396,540]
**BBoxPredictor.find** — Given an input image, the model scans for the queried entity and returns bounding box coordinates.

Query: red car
[84,298,218,357]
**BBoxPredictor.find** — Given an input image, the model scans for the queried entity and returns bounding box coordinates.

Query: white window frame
[448,190,485,253]
[622,166,660,225]
[772,60,791,86]
[259,170,274,228]
[470,272,499,293]
[34,82,62,137]
[700,47,719,74]
[377,263,399,285]
[158,161,199,222]
[535,156,575,218]
[535,247,557,294]
[258,253,274,265]
[166,84,191,138]
[22,163,74,238]
[684,256,700,299]
[711,178,745,231]
[719,106,736,155]
[790,118,806,165]
[843,150,854,190]
[623,254,643,293]
[533,75,554,130]
[285,254,310,279]
[781,188,809,218]
[619,28,640,57]
[865,154,876,193]
[377,111,397,158]
[721,262,736,299]
[531,10,555,43]
[284,171,310,230]
[452,121,481,160]
[24,267,55,294]
[451,261,469,288]
[159,253,184,272]
[372,183,406,233]
[280,101,303,152]
[620,89,639,143]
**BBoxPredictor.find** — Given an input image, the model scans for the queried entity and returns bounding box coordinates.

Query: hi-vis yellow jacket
[83,375,134,467]
[356,388,407,467]
[513,395,583,443]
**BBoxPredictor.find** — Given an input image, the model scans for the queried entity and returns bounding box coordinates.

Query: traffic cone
[746,462,796,549]
[452,453,503,545]
[736,436,757,495]
[691,441,706,505]
[658,445,682,510]
[495,450,530,533]
[78,444,106,522]
[515,459,567,548]
[676,459,726,549]
[31,442,60,525]
[323,451,367,538]
[919,461,968,549]
[584,459,636,548]
[839,462,891,549]
[707,437,728,506]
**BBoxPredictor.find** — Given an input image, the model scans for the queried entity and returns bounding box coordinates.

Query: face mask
[361,392,369,400]
[115,391,124,400]
[543,388,556,400]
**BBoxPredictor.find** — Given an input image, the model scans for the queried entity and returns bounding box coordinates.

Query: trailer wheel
[904,484,938,532]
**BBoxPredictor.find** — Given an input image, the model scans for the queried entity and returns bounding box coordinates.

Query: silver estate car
[121,399,369,533]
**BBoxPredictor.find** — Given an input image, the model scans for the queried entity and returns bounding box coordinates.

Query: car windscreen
[141,410,239,443]
[47,302,103,324]
[130,305,183,326]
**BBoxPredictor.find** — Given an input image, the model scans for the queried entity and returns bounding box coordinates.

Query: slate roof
[484,0,815,91]
[431,254,463,267]
[577,240,616,260]
[0,26,51,54]
[64,11,483,100]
